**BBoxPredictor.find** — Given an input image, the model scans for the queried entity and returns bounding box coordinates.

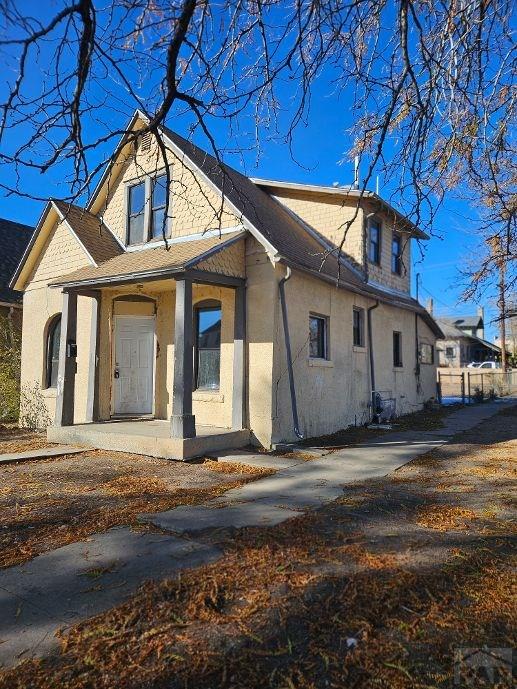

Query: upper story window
[353,307,365,347]
[309,314,329,359]
[368,219,381,264]
[391,234,402,275]
[127,182,146,245]
[126,173,170,246]
[151,174,167,239]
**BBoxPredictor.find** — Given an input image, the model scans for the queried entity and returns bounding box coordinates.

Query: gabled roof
[0,217,33,305]
[251,178,430,240]
[10,200,123,290]
[49,231,244,287]
[52,200,123,264]
[439,315,483,330]
[435,318,499,351]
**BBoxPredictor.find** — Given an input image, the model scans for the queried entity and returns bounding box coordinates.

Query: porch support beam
[85,291,101,423]
[232,284,246,430]
[171,278,196,438]
[54,290,78,427]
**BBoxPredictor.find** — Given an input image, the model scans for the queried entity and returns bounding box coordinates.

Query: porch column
[54,290,78,427]
[85,291,101,423]
[171,278,196,438]
[232,285,246,430]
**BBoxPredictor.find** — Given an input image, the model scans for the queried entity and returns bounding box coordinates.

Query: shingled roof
[50,231,244,287]
[0,217,33,305]
[52,200,123,265]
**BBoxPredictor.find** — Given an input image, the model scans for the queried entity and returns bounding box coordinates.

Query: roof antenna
[353,156,360,189]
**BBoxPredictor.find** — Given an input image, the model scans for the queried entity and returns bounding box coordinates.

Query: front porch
[50,262,248,461]
[47,419,250,460]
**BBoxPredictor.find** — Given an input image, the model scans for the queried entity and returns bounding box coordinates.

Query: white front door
[113,316,155,416]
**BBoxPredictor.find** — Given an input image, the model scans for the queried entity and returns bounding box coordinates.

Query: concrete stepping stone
[143,502,301,534]
[209,449,305,470]
[0,446,91,465]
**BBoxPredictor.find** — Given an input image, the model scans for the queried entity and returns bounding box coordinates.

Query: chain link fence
[437,369,517,404]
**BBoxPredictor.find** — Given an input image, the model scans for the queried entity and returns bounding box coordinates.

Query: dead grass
[0,448,263,569]
[415,504,478,531]
[0,407,515,688]
[0,424,55,454]
[201,459,276,476]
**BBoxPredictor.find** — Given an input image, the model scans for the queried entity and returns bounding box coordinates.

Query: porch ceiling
[48,231,245,289]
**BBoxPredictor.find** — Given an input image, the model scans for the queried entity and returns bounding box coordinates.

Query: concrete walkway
[1,397,514,667]
[0,446,90,465]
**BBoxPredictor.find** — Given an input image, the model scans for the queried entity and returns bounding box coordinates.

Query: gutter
[278,266,303,440]
[367,300,379,416]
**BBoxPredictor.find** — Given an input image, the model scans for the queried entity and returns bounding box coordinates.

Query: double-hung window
[353,307,365,347]
[126,173,170,245]
[393,331,403,367]
[368,219,381,264]
[150,174,167,239]
[127,182,146,245]
[391,234,402,274]
[309,314,328,359]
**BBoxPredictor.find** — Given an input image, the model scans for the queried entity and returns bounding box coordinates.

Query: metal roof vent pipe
[279,266,304,440]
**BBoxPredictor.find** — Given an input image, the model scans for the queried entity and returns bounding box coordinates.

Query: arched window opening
[194,300,221,390]
[46,315,61,388]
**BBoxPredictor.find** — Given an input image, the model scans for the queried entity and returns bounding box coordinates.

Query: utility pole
[490,236,508,371]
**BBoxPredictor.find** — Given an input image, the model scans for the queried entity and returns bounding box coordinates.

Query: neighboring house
[0,217,34,329]
[11,111,442,459]
[434,307,501,366]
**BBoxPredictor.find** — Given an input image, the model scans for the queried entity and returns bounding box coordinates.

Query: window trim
[44,314,62,389]
[393,330,403,368]
[368,218,382,265]
[194,300,222,391]
[353,307,365,347]
[124,170,171,246]
[309,313,329,360]
[391,233,402,275]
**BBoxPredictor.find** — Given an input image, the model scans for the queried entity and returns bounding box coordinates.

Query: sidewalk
[0,397,514,667]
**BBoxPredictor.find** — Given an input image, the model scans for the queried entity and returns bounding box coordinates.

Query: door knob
[114,368,120,379]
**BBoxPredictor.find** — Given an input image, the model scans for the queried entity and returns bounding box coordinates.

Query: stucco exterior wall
[100,136,240,243]
[270,268,437,444]
[19,219,94,426]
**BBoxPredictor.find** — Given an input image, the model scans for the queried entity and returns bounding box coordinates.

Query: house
[11,111,442,459]
[0,217,34,329]
[433,306,501,366]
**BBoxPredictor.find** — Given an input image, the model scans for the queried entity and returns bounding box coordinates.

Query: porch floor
[47,420,250,461]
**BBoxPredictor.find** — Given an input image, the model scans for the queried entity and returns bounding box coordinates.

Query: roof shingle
[0,217,33,304]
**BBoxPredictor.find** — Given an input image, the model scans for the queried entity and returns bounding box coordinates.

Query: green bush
[0,315,21,421]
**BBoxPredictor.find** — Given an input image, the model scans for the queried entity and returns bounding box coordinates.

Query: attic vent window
[140,132,152,152]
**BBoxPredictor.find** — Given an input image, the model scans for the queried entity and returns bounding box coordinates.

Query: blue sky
[0,9,499,340]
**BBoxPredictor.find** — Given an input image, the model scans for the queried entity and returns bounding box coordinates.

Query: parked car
[467,362,481,368]
[477,361,502,369]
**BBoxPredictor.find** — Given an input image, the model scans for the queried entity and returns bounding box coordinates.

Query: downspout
[278,266,304,439]
[367,300,379,418]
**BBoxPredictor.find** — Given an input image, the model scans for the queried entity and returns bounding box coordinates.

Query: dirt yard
[1,405,515,688]
[0,446,273,569]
